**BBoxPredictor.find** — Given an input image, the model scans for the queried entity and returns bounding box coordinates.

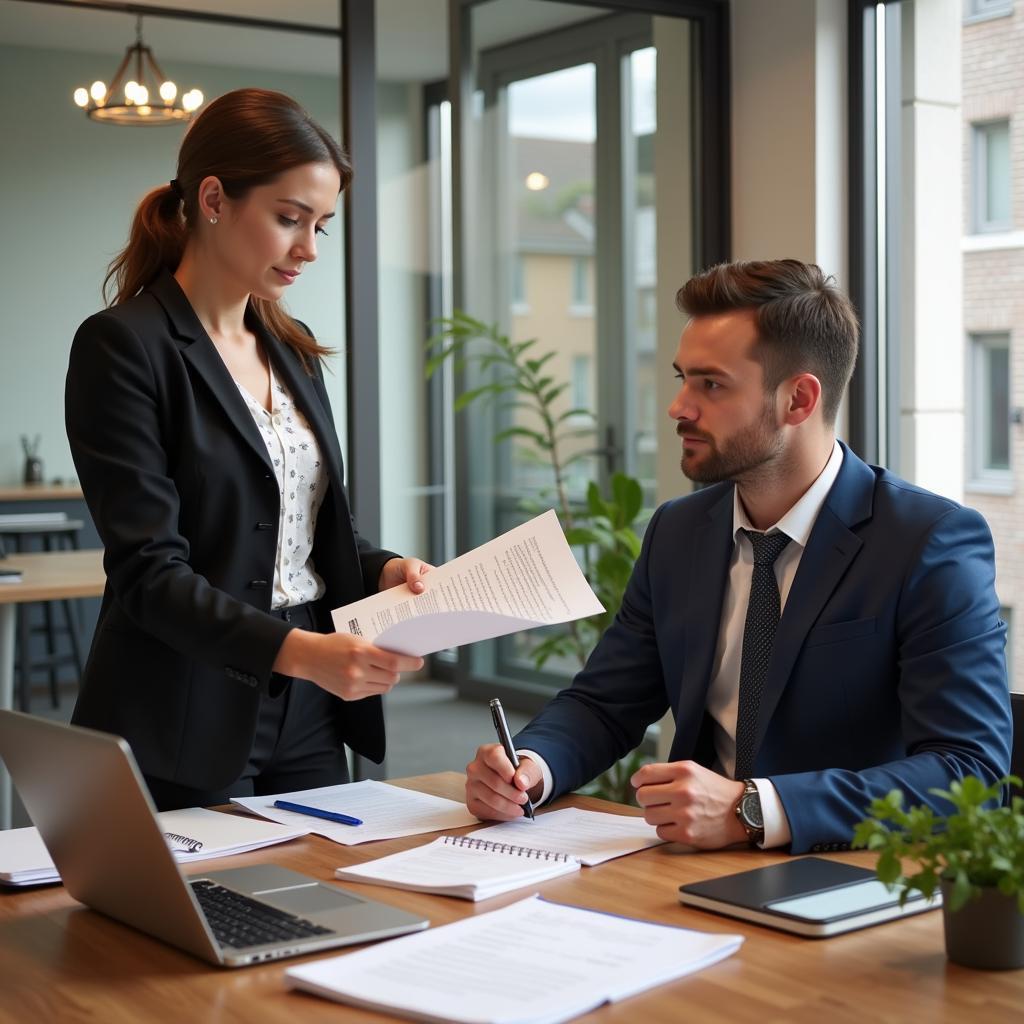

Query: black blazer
[65,271,396,790]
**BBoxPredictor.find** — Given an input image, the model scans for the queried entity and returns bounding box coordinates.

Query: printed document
[0,808,308,886]
[331,510,604,655]
[233,779,477,845]
[286,894,744,1024]
[467,807,664,866]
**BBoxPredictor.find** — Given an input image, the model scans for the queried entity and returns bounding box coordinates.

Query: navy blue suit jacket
[514,444,1012,853]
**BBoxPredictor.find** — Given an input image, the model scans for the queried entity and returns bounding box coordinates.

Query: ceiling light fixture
[73,15,204,126]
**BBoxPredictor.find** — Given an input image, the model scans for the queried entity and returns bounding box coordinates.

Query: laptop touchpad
[266,884,364,916]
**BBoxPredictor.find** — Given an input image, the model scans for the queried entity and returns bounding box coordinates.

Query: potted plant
[853,775,1024,969]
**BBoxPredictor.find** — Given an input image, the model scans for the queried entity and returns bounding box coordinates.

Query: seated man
[465,258,1011,854]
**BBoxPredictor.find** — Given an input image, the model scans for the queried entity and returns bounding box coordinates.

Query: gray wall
[0,43,347,486]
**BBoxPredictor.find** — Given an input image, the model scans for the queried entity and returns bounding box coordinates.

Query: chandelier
[73,15,204,126]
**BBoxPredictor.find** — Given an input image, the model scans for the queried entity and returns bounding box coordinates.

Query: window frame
[967,331,1014,491]
[971,119,1012,235]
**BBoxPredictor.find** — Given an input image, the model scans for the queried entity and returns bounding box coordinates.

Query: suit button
[248,579,268,589]
[811,845,822,853]
[255,522,273,531]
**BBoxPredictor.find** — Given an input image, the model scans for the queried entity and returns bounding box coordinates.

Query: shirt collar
[732,438,844,548]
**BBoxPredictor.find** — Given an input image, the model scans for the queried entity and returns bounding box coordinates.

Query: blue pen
[273,799,363,826]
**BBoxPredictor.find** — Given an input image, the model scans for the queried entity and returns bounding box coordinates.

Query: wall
[0,43,345,486]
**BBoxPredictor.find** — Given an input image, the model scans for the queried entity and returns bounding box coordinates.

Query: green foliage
[853,775,1024,913]
[425,311,650,670]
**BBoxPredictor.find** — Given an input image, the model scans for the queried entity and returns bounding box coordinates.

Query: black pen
[489,698,535,821]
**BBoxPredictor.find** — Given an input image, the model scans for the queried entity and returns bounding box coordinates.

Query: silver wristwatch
[734,779,764,845]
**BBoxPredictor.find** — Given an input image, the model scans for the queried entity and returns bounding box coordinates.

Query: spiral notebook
[335,834,582,901]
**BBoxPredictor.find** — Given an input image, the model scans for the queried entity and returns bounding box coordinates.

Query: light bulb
[525,172,550,191]
[182,89,203,113]
[73,87,89,108]
[125,80,139,103]
[90,80,106,102]
[135,85,149,105]
[159,80,177,103]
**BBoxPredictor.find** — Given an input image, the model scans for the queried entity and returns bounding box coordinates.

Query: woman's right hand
[273,629,423,701]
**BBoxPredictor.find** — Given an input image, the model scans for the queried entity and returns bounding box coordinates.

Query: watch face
[740,792,764,829]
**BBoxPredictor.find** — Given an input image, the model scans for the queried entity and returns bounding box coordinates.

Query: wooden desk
[0,772,1021,1023]
[0,485,84,502]
[0,549,105,828]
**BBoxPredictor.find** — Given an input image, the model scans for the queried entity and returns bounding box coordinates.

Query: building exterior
[962,0,1024,687]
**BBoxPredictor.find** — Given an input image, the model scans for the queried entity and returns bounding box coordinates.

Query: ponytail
[104,184,186,307]
[103,89,347,368]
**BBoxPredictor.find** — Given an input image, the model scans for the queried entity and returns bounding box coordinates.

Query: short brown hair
[676,259,859,424]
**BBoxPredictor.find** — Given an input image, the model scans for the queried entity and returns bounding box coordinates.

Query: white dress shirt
[523,439,844,850]
[236,367,329,609]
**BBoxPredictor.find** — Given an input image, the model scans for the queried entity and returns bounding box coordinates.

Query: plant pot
[940,879,1024,970]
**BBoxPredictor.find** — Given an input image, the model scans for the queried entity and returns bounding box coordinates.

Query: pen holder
[21,434,43,485]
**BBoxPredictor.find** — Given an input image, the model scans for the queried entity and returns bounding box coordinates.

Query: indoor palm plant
[853,775,1024,969]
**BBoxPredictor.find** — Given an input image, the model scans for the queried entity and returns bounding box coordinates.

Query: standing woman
[66,89,426,811]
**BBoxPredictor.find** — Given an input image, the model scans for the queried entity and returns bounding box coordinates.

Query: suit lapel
[676,486,735,749]
[752,445,875,760]
[148,272,275,475]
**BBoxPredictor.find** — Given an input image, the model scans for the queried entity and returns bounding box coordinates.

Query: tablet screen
[764,879,921,922]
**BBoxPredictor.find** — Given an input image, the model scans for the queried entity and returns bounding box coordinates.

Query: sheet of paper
[286,894,744,1024]
[0,808,308,886]
[232,780,478,845]
[467,807,663,866]
[331,509,604,656]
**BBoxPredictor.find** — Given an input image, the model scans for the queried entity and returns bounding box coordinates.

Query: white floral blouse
[236,367,328,609]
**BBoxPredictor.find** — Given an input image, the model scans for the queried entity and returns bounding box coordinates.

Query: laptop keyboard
[191,879,335,950]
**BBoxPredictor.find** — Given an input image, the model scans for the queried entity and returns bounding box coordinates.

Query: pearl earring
[209,216,218,225]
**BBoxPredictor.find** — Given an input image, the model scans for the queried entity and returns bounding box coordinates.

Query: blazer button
[248,579,269,589]
[255,522,274,531]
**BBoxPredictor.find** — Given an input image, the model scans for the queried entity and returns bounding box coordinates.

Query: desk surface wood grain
[0,772,1021,1024]
[0,549,105,604]
[0,485,84,502]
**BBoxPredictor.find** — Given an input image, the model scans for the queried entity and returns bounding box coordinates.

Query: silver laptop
[0,710,428,967]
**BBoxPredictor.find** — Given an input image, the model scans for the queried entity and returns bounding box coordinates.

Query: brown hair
[676,259,859,424]
[104,88,352,365]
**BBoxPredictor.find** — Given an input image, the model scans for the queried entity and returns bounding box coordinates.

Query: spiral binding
[164,831,203,853]
[443,834,571,862]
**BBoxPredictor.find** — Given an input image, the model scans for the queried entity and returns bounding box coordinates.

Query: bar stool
[0,520,86,711]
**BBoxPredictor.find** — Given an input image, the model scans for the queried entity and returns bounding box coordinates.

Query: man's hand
[631,760,748,849]
[378,557,433,594]
[274,629,423,701]
[465,743,543,821]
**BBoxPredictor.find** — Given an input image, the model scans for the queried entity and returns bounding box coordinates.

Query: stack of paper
[232,779,477,845]
[0,807,308,886]
[335,835,581,901]
[333,808,663,901]
[286,894,744,1024]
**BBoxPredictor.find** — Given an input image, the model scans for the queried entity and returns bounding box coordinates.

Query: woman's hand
[273,629,423,701]
[378,557,434,594]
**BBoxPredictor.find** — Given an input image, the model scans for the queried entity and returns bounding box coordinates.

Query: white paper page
[335,837,580,900]
[0,808,308,886]
[286,895,743,1024]
[468,808,663,866]
[232,780,477,845]
[331,510,604,656]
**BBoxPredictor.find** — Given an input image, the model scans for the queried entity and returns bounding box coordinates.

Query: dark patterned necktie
[733,529,792,780]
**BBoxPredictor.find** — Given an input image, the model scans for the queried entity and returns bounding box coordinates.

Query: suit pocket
[804,616,877,648]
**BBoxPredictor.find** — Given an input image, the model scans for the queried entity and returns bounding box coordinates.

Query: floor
[10,679,531,828]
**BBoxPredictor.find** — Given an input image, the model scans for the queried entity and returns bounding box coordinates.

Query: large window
[853,1,1023,690]
[972,120,1012,233]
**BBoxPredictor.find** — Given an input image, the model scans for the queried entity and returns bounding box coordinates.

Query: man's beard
[678,405,784,484]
